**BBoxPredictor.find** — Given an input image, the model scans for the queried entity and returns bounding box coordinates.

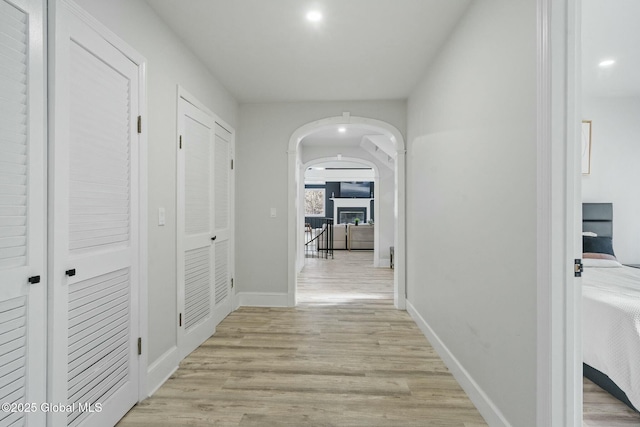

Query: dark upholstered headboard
[582,203,613,238]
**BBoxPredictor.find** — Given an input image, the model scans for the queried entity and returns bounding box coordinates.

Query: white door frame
[47,0,149,406]
[287,113,406,309]
[300,157,381,268]
[0,1,46,425]
[536,0,582,425]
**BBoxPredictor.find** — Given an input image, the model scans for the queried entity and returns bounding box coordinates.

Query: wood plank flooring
[117,250,640,426]
[584,377,640,426]
[118,250,487,426]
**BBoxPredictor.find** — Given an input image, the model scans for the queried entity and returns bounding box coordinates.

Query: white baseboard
[236,292,289,307]
[375,258,391,268]
[406,300,511,427]
[146,345,179,398]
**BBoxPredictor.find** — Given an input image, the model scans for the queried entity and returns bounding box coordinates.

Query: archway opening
[287,114,406,309]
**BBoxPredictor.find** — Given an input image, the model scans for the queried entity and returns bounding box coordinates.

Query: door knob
[66,269,76,277]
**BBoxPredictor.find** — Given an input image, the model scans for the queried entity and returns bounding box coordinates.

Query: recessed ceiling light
[338,127,346,133]
[306,10,323,22]
[598,59,616,68]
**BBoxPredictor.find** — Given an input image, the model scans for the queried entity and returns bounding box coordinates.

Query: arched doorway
[287,113,406,309]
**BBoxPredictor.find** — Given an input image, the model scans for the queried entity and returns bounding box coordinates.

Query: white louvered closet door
[0,1,46,426]
[212,123,234,325]
[177,97,216,360]
[50,3,140,426]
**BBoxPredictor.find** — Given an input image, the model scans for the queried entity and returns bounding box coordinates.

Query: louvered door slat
[68,324,128,387]
[0,0,27,273]
[67,267,131,423]
[68,350,128,427]
[68,311,128,360]
[68,40,131,255]
[0,355,23,379]
[185,117,211,235]
[0,0,25,21]
[68,270,128,304]
[68,345,128,400]
[184,247,210,330]
[211,121,233,323]
[69,305,127,350]
[215,240,229,304]
[0,60,25,85]
[0,295,26,425]
[0,368,24,399]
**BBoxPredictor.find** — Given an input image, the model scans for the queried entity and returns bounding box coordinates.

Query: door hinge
[137,337,142,355]
[574,259,583,277]
[179,135,182,149]
[179,313,182,327]
[137,116,142,134]
[231,159,234,170]
[231,278,234,289]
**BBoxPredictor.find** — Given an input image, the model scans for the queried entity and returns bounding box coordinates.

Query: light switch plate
[158,207,165,226]
[270,208,276,218]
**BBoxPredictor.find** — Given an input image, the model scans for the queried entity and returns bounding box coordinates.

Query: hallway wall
[236,101,405,297]
[74,0,238,378]
[406,1,537,426]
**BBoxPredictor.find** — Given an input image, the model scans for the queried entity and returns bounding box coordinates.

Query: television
[340,182,371,198]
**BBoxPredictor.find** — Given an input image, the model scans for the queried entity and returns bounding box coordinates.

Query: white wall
[236,101,405,294]
[74,0,238,367]
[406,1,537,426]
[582,96,640,263]
[301,145,395,266]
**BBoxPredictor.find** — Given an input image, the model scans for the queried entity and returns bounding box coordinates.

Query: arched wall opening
[287,113,406,309]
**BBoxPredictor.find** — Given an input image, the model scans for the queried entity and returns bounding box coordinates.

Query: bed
[582,202,640,412]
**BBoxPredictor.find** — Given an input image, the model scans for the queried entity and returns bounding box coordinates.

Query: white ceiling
[582,0,640,97]
[145,0,471,102]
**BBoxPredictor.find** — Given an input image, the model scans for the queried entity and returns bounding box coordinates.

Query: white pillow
[583,258,622,268]
[582,231,598,237]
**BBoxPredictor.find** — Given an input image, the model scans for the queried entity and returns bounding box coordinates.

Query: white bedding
[583,266,640,410]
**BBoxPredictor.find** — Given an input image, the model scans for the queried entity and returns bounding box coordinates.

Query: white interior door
[177,96,216,359]
[49,2,140,426]
[212,123,234,324]
[0,1,46,426]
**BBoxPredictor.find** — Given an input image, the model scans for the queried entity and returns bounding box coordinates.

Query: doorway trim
[287,114,406,309]
[537,0,581,425]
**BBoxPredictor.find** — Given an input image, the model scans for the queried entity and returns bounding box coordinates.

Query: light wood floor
[118,250,487,426]
[117,250,639,426]
[584,377,640,426]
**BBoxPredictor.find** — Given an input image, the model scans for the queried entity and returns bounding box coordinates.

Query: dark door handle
[28,276,41,284]
[66,269,76,277]
[211,236,217,241]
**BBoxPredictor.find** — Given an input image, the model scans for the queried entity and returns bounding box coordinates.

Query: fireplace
[337,208,366,224]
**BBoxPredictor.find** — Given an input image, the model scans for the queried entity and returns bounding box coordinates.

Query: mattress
[583,266,640,410]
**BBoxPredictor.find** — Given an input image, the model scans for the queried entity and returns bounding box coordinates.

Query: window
[305,188,325,216]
